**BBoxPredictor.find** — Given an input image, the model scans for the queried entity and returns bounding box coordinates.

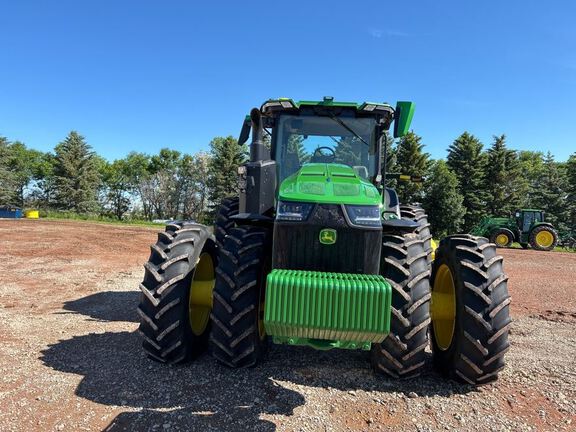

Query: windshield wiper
[328,115,370,147]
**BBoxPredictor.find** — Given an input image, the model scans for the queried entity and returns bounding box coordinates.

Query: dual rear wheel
[371,232,510,384]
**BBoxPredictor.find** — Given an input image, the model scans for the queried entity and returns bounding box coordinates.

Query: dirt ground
[0,219,575,432]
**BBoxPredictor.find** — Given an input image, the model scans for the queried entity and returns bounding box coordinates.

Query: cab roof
[261,97,394,116]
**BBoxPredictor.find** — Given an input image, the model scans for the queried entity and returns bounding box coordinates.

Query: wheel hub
[535,231,554,248]
[495,234,509,246]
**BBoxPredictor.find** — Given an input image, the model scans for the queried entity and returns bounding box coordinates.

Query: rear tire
[431,235,510,385]
[400,204,433,266]
[138,222,216,363]
[529,225,558,251]
[210,225,271,368]
[489,229,513,248]
[214,197,239,250]
[371,233,431,379]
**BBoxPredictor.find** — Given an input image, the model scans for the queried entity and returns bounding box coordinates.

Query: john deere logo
[319,228,337,245]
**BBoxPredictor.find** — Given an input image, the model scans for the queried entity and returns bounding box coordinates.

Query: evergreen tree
[483,135,527,216]
[380,131,397,189]
[395,132,430,203]
[335,137,363,167]
[531,152,570,231]
[287,135,310,164]
[423,160,465,238]
[53,131,100,213]
[208,136,247,217]
[447,132,486,231]
[381,131,397,174]
[517,150,545,208]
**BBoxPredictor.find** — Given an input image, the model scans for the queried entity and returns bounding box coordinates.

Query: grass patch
[40,210,165,228]
[508,242,575,253]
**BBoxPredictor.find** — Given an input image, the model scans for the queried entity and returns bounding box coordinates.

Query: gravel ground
[0,219,575,431]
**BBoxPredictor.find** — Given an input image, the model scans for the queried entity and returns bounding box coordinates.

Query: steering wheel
[312,146,336,163]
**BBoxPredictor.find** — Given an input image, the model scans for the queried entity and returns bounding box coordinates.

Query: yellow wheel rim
[535,230,554,248]
[431,264,456,351]
[188,253,215,336]
[495,234,509,246]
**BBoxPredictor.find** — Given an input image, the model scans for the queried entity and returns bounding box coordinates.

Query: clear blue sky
[1,1,575,161]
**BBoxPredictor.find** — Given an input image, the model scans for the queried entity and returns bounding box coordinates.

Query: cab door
[522,211,536,232]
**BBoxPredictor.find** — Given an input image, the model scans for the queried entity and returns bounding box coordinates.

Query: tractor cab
[515,209,544,233]
[237,97,415,217]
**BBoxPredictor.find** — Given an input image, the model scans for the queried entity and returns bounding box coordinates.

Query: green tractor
[471,209,558,251]
[138,97,510,385]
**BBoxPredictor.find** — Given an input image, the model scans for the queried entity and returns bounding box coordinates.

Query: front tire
[430,235,511,384]
[209,225,271,368]
[138,223,216,363]
[371,233,431,379]
[489,229,513,248]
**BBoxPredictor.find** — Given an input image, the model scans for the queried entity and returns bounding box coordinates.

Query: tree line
[1,130,574,237]
[391,132,576,237]
[0,132,244,224]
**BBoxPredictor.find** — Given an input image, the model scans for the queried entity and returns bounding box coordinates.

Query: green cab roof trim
[278,163,382,206]
[267,97,394,111]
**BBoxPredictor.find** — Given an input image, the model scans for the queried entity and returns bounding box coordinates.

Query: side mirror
[238,115,251,145]
[393,101,415,138]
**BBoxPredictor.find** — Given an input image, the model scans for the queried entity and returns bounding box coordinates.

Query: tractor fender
[531,222,554,231]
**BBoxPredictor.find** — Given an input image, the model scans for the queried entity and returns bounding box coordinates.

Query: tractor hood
[278,163,381,206]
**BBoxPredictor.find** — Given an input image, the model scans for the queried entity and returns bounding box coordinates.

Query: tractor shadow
[41,291,475,431]
[60,291,140,323]
[41,331,303,432]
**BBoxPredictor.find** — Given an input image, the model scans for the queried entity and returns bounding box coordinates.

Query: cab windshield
[274,114,378,182]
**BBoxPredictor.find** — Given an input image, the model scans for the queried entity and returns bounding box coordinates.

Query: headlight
[344,205,381,227]
[276,201,314,221]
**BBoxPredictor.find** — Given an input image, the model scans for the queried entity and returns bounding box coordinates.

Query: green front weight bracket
[264,269,392,350]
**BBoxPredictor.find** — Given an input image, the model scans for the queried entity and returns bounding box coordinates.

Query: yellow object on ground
[430,238,438,261]
[24,210,39,219]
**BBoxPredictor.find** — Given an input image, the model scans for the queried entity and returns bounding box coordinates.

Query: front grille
[272,204,381,274]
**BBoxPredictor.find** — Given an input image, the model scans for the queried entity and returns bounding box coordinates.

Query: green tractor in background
[137,97,510,385]
[471,209,558,251]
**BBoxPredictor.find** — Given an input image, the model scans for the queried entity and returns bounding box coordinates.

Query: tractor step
[264,269,392,349]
